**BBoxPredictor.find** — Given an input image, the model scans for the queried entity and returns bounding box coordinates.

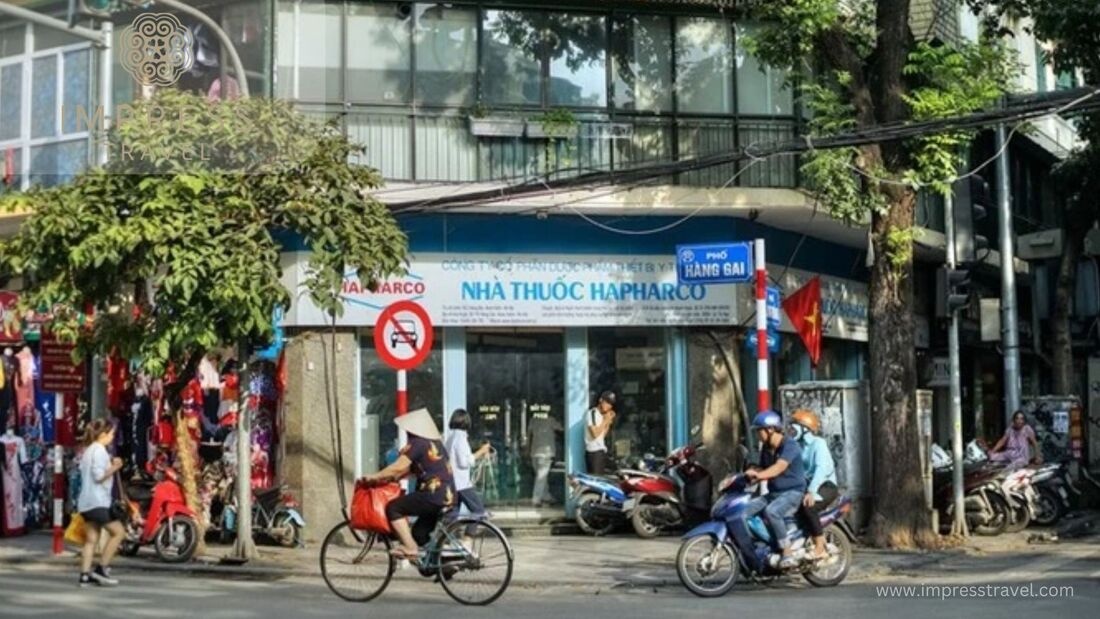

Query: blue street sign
[676,242,753,285]
[767,286,782,328]
[746,329,781,354]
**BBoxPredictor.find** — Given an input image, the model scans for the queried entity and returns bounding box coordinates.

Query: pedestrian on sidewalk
[445,409,491,518]
[77,419,125,587]
[585,391,617,476]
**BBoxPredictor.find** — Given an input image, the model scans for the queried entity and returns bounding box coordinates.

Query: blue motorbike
[676,472,855,597]
[568,455,662,535]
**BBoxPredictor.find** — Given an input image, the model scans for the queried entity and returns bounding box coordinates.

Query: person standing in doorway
[77,419,125,587]
[585,391,616,476]
[527,403,562,507]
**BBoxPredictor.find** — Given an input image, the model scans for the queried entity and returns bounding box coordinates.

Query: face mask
[789,425,806,442]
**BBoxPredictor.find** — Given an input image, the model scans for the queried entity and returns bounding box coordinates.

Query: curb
[0,547,948,590]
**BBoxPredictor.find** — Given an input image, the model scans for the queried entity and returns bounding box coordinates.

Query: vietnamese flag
[782,277,823,367]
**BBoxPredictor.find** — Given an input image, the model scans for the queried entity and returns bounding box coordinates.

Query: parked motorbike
[1031,460,1082,526]
[675,472,854,597]
[118,467,200,563]
[999,466,1038,533]
[568,455,661,536]
[931,443,1010,536]
[221,482,305,547]
[629,443,713,538]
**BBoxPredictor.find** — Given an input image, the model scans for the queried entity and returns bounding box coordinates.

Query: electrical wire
[556,158,765,236]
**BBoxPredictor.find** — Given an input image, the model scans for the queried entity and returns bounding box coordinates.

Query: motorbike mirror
[690,424,701,437]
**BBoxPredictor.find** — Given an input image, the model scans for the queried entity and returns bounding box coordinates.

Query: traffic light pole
[996,125,1022,421]
[943,190,969,537]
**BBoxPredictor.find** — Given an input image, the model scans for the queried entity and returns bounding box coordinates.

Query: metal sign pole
[944,190,969,536]
[754,239,770,411]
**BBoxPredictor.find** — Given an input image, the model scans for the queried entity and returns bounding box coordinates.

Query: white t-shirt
[78,442,114,513]
[585,407,608,453]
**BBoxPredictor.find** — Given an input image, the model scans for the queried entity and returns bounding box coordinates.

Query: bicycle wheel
[436,518,514,606]
[319,521,395,602]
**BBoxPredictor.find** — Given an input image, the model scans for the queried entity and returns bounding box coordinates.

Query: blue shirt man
[742,411,807,568]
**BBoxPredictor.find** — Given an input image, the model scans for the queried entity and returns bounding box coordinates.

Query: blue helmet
[750,410,783,431]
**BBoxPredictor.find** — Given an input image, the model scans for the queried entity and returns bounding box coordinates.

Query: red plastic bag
[350,481,403,534]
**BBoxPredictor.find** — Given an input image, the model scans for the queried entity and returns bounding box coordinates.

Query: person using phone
[585,391,617,475]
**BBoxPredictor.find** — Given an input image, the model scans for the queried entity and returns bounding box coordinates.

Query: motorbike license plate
[622,498,636,512]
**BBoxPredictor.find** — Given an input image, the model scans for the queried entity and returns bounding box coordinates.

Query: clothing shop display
[199,357,222,431]
[1,430,26,535]
[0,349,17,432]
[130,395,154,470]
[106,352,130,413]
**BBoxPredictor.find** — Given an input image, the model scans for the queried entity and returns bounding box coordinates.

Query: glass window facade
[612,15,673,112]
[480,9,542,106]
[588,328,668,463]
[275,4,798,185]
[547,13,607,107]
[675,17,733,114]
[736,24,793,116]
[347,2,412,104]
[359,328,443,475]
[465,330,565,509]
[414,4,477,105]
[0,24,93,191]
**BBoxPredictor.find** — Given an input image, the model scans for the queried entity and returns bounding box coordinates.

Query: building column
[282,331,358,545]
[564,328,588,504]
[442,327,466,429]
[665,328,689,449]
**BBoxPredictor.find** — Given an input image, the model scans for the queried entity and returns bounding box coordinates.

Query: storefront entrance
[465,329,565,513]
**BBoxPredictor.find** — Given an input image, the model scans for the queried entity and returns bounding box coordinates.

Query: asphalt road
[1,548,1097,618]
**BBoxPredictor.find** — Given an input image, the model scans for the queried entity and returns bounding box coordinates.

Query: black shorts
[385,492,447,546]
[81,508,114,526]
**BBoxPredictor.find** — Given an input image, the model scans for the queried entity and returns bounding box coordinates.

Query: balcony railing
[303,106,800,190]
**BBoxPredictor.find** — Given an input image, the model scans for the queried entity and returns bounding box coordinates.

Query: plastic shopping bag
[350,481,403,534]
[64,512,87,546]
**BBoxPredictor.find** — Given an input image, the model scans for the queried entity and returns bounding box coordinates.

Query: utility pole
[943,189,969,537]
[995,125,1021,423]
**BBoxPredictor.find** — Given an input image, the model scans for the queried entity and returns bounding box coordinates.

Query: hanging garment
[0,433,26,535]
[21,456,46,529]
[14,348,35,433]
[0,355,16,433]
[131,396,153,470]
[34,382,55,444]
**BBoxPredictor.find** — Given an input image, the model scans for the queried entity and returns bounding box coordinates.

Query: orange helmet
[790,409,820,435]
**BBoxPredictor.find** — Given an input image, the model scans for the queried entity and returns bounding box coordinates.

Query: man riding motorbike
[789,409,838,562]
[742,411,806,569]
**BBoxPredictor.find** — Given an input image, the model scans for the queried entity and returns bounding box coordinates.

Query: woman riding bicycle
[359,408,456,562]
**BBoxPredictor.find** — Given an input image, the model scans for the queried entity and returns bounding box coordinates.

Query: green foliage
[0,90,407,375]
[902,40,1020,193]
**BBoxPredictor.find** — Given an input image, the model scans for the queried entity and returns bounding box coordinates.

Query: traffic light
[953,175,991,266]
[936,267,972,318]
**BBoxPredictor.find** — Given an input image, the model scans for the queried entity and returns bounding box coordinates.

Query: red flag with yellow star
[782,277,823,366]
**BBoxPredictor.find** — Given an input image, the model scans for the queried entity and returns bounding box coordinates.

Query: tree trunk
[866,190,938,549]
[1051,227,1082,395]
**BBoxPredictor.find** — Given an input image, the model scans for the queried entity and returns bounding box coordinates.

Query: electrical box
[778,380,871,527]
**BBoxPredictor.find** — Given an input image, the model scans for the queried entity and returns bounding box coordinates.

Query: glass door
[465,329,565,514]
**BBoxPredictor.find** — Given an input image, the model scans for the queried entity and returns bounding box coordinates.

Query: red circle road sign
[374,300,434,371]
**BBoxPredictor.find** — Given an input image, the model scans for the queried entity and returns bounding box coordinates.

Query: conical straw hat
[394,408,442,441]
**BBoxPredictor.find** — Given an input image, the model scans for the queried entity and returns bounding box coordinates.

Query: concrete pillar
[282,331,358,546]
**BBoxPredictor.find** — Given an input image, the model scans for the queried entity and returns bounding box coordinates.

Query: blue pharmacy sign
[746,329,781,354]
[766,287,782,328]
[675,242,753,285]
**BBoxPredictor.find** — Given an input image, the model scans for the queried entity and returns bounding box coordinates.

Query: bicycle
[320,509,514,605]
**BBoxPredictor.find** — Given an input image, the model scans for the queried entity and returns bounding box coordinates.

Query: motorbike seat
[255,487,282,501]
[127,484,153,505]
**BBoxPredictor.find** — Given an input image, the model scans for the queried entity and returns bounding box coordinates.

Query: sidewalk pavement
[2,511,1096,591]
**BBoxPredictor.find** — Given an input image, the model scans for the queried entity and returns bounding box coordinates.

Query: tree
[744,0,1017,547]
[971,0,1100,395]
[0,89,408,555]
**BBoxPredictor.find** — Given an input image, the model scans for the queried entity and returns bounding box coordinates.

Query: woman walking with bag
[77,419,126,587]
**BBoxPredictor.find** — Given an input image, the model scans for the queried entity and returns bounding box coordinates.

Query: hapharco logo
[120,13,195,87]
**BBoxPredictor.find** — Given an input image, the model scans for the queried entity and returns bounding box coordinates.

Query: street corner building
[0,0,1094,546]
